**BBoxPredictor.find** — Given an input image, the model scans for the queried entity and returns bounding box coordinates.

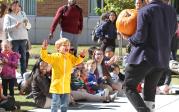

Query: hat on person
[105,46,114,52]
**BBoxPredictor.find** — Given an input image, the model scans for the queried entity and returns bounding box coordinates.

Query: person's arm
[40,40,55,65]
[21,11,29,22]
[70,49,87,66]
[105,55,119,66]
[78,7,83,33]
[87,74,97,86]
[164,71,172,86]
[3,14,21,32]
[49,7,64,38]
[5,52,20,68]
[128,10,148,47]
[100,22,109,40]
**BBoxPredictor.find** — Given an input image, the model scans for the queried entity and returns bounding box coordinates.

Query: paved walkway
[29,95,179,112]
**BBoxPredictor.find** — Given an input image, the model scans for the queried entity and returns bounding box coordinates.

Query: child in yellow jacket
[40,38,86,112]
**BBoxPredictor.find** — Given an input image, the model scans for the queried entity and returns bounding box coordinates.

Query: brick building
[2,0,179,44]
[19,0,101,44]
[37,0,88,17]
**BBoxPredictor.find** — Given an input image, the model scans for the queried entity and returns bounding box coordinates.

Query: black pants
[2,78,15,97]
[123,61,164,112]
[100,38,116,52]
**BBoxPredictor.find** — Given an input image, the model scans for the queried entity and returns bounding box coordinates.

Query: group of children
[38,37,126,112]
[0,16,125,110]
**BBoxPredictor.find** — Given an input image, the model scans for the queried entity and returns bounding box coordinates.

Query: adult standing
[99,11,117,52]
[49,0,83,54]
[122,0,177,112]
[3,0,29,77]
[0,2,7,49]
[135,0,145,10]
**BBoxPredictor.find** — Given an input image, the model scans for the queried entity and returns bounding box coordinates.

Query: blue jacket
[98,20,117,40]
[87,72,98,87]
[127,0,177,68]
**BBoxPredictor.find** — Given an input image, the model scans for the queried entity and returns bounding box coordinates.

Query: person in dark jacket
[31,60,52,108]
[99,11,117,52]
[121,0,177,112]
[49,0,83,54]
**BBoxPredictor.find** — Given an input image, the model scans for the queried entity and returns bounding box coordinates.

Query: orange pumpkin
[116,9,138,37]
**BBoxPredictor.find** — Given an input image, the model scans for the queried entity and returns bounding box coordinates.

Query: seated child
[86,59,109,96]
[109,64,123,91]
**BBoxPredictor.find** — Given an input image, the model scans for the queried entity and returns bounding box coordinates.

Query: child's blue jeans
[51,93,69,112]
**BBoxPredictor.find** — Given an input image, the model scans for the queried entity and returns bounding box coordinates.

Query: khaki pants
[70,90,106,102]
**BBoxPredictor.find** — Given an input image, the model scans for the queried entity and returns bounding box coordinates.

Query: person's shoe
[109,91,118,102]
[103,96,110,103]
[69,101,79,106]
[145,101,155,112]
[117,91,126,97]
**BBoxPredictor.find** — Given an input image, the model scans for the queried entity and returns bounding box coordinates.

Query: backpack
[91,21,104,42]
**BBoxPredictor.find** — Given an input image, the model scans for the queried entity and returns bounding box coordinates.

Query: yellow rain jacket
[40,49,84,94]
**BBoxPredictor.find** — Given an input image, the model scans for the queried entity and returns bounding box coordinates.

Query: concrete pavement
[29,95,179,112]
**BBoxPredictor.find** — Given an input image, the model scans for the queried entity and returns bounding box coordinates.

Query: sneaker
[109,92,118,102]
[69,101,79,106]
[103,96,110,103]
[117,91,126,97]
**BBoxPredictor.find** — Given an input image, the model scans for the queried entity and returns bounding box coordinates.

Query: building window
[19,0,36,15]
[89,0,104,16]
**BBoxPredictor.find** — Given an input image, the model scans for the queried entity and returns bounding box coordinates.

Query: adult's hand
[15,21,21,28]
[48,33,54,40]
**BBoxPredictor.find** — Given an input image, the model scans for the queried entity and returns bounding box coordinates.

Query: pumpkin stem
[125,11,131,17]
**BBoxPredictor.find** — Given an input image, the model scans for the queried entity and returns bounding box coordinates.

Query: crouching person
[31,59,52,108]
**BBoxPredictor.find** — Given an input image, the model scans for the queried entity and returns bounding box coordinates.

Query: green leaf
[96,0,135,15]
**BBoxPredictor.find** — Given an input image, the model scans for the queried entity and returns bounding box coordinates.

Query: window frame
[19,0,37,16]
[88,0,104,16]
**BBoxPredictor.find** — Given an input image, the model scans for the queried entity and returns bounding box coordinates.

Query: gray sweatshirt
[3,11,28,41]
[0,17,6,40]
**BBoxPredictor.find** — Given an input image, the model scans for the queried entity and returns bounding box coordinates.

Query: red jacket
[50,4,83,34]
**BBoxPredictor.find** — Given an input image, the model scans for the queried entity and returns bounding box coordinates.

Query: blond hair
[55,38,70,48]
[1,40,12,48]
